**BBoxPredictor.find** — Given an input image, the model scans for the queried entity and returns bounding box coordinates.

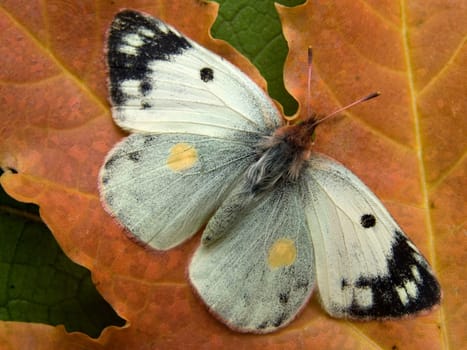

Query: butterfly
[99,10,441,333]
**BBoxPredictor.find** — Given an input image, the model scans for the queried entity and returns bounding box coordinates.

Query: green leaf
[212,0,305,115]
[0,184,125,338]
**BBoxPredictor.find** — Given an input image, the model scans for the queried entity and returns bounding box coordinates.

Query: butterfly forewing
[303,154,441,318]
[107,10,282,137]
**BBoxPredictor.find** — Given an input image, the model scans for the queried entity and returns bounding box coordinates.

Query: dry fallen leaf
[0,0,465,349]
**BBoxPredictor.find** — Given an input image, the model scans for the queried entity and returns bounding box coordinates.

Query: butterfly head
[245,118,319,194]
[245,89,380,195]
[298,47,380,153]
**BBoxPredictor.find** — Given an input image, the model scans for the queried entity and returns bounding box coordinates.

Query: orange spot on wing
[268,238,297,269]
[167,143,198,171]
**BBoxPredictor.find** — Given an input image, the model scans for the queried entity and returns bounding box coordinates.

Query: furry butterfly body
[99,10,441,333]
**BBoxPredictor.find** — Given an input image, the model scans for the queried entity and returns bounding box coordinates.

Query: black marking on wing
[360,214,376,228]
[279,291,290,305]
[104,154,118,169]
[100,175,109,185]
[139,79,152,95]
[282,265,312,293]
[252,265,313,331]
[294,275,311,291]
[108,10,191,105]
[142,135,157,146]
[273,312,287,327]
[347,230,441,318]
[128,151,141,162]
[255,312,288,330]
[141,101,152,109]
[200,67,214,82]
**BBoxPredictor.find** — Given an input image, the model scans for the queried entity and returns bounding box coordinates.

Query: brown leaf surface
[280,1,466,349]
[0,0,465,349]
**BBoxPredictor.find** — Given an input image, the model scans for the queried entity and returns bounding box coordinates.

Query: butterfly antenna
[307,47,313,119]
[311,91,381,128]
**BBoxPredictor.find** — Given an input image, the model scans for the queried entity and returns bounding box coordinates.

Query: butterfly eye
[360,214,376,228]
[200,67,214,82]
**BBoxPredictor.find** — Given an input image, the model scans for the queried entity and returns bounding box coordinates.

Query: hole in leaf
[211,0,306,116]
[0,186,125,338]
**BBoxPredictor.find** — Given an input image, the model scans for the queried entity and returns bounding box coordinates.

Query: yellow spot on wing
[167,143,198,171]
[268,238,297,269]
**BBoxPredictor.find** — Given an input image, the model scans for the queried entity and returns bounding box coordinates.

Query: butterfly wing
[101,10,283,249]
[107,10,281,137]
[189,179,315,333]
[303,153,441,318]
[99,133,258,249]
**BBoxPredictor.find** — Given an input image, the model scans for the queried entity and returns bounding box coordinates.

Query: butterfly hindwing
[189,179,315,333]
[107,10,281,137]
[99,133,258,249]
[303,154,441,318]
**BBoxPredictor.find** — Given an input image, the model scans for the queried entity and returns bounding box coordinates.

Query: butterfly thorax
[245,117,318,194]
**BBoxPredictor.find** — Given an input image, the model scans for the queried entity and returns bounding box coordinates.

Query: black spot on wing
[139,79,152,95]
[141,101,152,109]
[253,265,313,331]
[282,265,311,292]
[104,154,119,169]
[273,312,287,327]
[104,192,114,207]
[255,312,288,331]
[108,10,191,104]
[128,151,141,162]
[200,67,214,82]
[279,292,289,305]
[101,175,110,185]
[142,134,157,146]
[347,231,441,318]
[294,275,311,291]
[360,214,376,228]
[241,292,251,305]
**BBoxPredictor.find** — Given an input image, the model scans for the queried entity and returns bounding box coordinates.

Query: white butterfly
[99,10,441,333]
